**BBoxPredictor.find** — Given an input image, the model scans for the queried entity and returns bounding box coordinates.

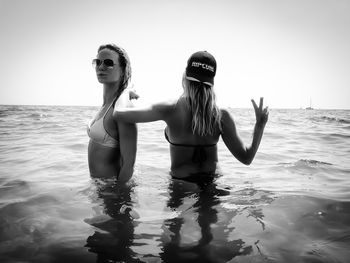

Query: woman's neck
[102,83,121,105]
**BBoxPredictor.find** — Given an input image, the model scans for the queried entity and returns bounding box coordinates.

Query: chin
[97,77,108,83]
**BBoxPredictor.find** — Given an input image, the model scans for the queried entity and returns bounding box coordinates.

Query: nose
[96,63,107,70]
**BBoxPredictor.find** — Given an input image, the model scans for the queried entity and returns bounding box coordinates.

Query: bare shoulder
[219,108,240,138]
[220,108,234,121]
[220,108,238,133]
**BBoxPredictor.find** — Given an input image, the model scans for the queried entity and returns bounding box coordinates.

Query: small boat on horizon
[306,98,314,110]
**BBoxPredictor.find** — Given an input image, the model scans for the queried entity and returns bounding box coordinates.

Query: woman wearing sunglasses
[88,44,137,182]
[114,51,268,180]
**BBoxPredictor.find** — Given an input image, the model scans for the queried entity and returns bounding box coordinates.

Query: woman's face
[94,49,123,84]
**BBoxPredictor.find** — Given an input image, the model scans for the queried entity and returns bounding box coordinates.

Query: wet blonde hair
[98,44,132,93]
[183,78,222,136]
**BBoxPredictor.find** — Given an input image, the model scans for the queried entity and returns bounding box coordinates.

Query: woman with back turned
[87,44,137,182]
[114,51,268,180]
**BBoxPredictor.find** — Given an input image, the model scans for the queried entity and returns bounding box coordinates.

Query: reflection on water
[81,176,277,262]
[160,177,254,262]
[77,175,350,263]
[84,179,139,262]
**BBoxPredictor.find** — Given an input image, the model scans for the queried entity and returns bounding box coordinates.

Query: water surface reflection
[85,179,139,262]
[160,177,254,262]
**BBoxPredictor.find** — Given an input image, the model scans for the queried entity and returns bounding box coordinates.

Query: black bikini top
[164,128,216,164]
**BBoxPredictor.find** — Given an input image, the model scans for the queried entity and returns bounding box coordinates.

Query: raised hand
[251,97,269,126]
[129,89,139,100]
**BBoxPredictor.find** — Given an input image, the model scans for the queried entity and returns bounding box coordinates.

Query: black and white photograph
[0,0,349,262]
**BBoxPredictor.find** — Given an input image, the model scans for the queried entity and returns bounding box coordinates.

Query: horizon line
[0,103,349,111]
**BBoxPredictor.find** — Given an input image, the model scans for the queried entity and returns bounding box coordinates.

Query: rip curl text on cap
[185,51,216,87]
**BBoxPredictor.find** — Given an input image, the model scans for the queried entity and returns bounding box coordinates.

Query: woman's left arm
[117,121,137,183]
[112,89,138,183]
[221,97,268,165]
[245,98,269,163]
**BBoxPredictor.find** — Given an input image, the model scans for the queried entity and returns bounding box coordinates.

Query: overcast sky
[0,0,349,109]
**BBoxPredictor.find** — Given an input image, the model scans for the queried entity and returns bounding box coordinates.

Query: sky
[0,0,349,109]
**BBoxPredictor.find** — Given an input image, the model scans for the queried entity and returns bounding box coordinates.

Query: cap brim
[185,76,213,87]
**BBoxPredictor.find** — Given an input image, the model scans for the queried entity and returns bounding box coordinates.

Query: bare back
[164,97,221,178]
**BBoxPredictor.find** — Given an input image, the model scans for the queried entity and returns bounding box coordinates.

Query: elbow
[241,158,253,166]
[240,148,254,165]
[235,156,252,165]
[118,161,135,182]
[118,175,132,184]
[239,154,253,165]
[118,167,134,183]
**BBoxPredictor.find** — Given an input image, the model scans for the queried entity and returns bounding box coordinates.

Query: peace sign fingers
[259,97,263,111]
[251,99,258,113]
[251,97,268,126]
[262,106,269,123]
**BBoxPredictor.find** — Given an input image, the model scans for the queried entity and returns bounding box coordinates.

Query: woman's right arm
[113,100,175,123]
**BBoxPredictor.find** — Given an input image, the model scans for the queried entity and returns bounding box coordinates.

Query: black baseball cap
[185,51,217,87]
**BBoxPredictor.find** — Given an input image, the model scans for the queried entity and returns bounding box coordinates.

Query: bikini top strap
[102,96,120,119]
[164,127,216,147]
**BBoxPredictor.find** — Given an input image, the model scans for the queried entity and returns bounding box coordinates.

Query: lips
[97,73,108,77]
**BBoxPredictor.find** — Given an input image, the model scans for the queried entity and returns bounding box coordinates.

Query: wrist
[256,121,266,128]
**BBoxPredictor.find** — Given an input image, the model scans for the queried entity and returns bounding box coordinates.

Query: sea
[0,105,349,263]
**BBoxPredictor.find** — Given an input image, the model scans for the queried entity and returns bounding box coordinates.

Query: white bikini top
[87,89,135,148]
[87,101,119,148]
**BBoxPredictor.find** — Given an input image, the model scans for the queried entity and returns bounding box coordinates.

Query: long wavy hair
[97,44,132,93]
[183,78,222,136]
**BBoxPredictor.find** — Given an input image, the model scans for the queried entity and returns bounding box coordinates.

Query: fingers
[251,99,258,111]
[252,98,269,124]
[262,106,269,123]
[263,106,269,114]
[129,90,139,100]
[259,97,263,111]
[252,98,264,111]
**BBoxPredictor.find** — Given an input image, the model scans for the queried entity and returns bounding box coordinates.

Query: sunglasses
[92,59,117,68]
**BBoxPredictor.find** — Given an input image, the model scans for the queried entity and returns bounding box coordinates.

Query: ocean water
[0,105,349,263]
